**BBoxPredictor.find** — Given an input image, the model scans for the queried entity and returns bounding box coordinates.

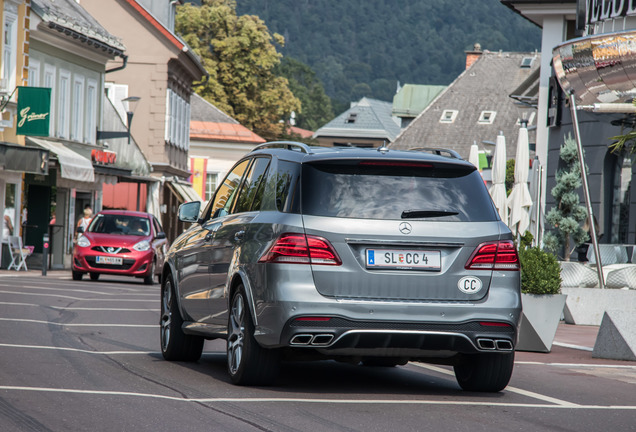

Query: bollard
[42,234,49,276]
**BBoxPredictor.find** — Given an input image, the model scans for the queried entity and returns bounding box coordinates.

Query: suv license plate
[366,249,441,271]
[96,256,123,265]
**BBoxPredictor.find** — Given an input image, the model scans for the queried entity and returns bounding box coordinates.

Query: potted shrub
[516,232,567,352]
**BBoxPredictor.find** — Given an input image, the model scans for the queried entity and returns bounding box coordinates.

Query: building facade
[81,0,207,242]
[188,94,265,202]
[0,0,150,270]
[503,0,636,247]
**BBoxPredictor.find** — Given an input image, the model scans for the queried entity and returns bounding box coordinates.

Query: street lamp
[481,139,497,168]
[96,96,141,145]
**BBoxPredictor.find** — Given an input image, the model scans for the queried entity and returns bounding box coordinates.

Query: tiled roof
[392,84,446,118]
[390,51,540,160]
[190,94,237,123]
[32,0,125,53]
[189,95,264,144]
[313,97,401,142]
[289,126,314,138]
[190,121,265,144]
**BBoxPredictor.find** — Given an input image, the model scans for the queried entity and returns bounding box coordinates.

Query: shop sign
[16,86,51,136]
[91,148,117,165]
[587,0,636,24]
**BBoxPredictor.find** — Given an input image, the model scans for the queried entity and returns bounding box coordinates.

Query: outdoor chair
[606,266,636,289]
[586,244,623,266]
[7,236,31,271]
[559,261,598,288]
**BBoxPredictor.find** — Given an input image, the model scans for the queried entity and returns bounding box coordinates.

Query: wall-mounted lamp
[123,96,140,145]
[96,96,141,145]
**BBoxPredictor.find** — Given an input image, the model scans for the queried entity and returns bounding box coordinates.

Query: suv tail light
[259,233,342,266]
[465,241,519,271]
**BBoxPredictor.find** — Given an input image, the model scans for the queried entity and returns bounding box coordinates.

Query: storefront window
[3,183,16,242]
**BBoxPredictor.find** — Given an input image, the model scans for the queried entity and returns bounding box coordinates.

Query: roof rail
[251,141,313,154]
[407,147,463,159]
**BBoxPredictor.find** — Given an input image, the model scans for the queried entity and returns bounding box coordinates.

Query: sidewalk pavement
[0,268,631,364]
[0,268,69,278]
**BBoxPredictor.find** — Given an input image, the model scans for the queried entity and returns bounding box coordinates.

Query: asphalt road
[0,272,634,432]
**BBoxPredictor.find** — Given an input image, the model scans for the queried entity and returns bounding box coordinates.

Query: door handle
[234,231,245,242]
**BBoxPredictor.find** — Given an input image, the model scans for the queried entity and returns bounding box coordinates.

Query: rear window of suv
[301,160,498,221]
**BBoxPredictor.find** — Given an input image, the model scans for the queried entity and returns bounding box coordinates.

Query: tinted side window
[234,158,271,213]
[276,160,301,213]
[301,161,497,221]
[204,159,250,220]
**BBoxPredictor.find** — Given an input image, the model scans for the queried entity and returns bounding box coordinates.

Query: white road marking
[410,363,580,407]
[0,318,156,327]
[516,361,636,369]
[0,290,155,302]
[0,343,158,355]
[0,301,159,311]
[0,385,634,409]
[552,341,594,352]
[0,279,158,292]
[4,285,156,297]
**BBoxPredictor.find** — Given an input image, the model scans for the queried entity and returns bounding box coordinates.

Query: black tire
[72,271,83,281]
[227,285,279,385]
[453,352,515,392]
[160,274,203,361]
[144,260,155,285]
[89,273,99,281]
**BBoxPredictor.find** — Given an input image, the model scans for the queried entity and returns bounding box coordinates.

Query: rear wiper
[401,209,459,219]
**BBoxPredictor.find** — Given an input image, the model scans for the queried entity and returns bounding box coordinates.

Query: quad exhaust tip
[290,334,334,346]
[477,338,513,351]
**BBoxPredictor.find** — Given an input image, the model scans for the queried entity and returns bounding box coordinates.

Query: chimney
[465,43,483,70]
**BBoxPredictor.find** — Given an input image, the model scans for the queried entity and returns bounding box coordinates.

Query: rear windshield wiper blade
[401,209,459,219]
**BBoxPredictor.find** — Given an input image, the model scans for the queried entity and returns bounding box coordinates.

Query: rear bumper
[249,265,521,356]
[279,317,517,356]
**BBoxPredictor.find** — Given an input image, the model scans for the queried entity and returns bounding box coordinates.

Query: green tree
[543,134,589,261]
[505,158,515,195]
[176,0,300,140]
[276,57,334,131]
[236,0,541,109]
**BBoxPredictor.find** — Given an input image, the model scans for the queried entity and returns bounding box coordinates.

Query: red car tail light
[479,321,513,328]
[259,233,342,265]
[294,317,332,322]
[465,240,519,271]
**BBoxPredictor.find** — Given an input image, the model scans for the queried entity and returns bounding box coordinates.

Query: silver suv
[160,142,521,392]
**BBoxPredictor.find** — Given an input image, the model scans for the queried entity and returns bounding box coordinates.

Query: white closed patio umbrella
[507,124,533,237]
[489,132,508,223]
[468,142,480,168]
[528,157,543,246]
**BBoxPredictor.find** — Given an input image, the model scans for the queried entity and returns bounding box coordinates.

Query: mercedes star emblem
[399,222,412,235]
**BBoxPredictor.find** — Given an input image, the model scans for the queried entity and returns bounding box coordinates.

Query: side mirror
[76,226,85,234]
[178,201,201,223]
[155,232,166,240]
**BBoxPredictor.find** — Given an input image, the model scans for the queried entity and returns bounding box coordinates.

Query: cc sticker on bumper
[458,276,482,294]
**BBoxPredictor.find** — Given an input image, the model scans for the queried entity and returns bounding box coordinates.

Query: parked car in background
[159,142,521,392]
[72,210,167,284]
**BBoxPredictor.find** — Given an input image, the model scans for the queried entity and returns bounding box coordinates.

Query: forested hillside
[235,0,541,112]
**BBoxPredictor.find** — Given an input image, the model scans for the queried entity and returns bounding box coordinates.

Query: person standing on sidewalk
[76,207,92,237]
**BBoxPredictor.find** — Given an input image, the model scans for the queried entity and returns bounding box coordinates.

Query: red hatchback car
[72,210,168,284]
